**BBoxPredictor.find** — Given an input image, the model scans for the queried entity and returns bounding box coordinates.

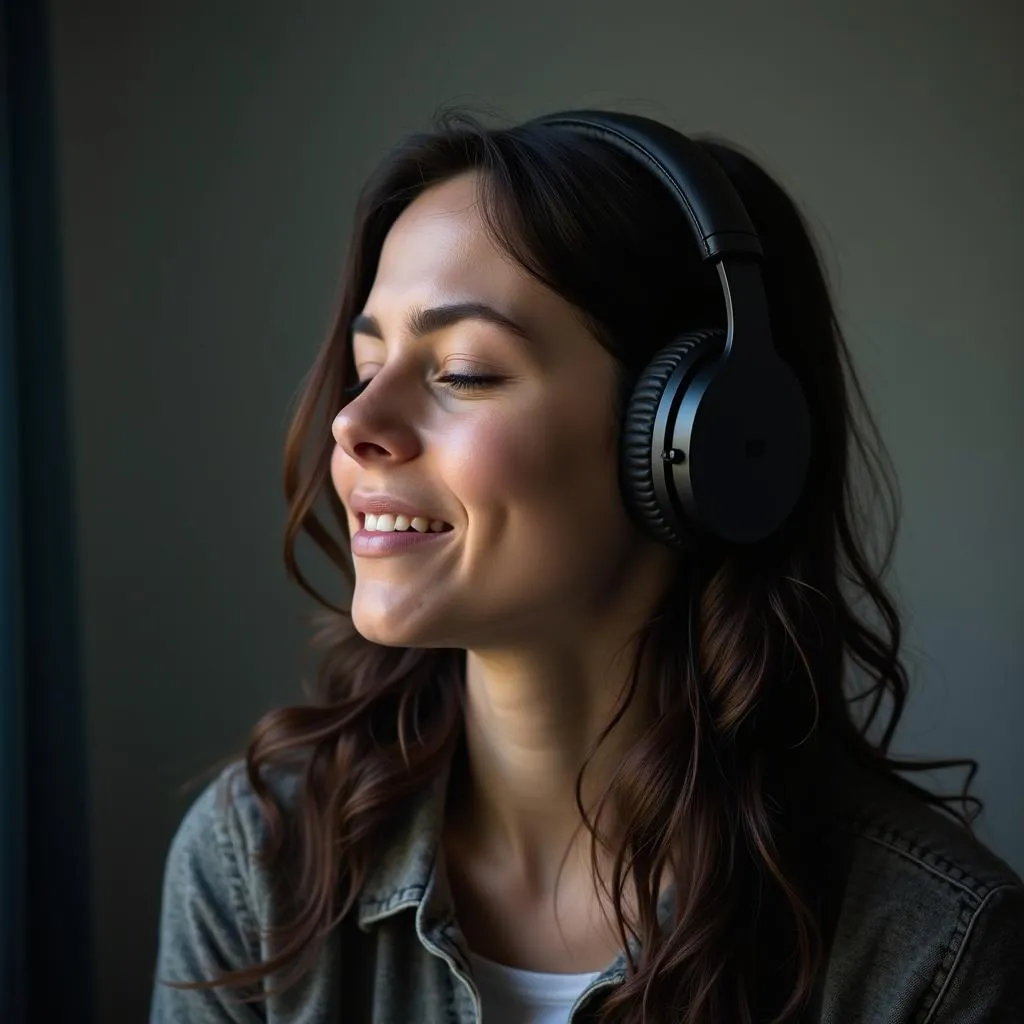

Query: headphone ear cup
[620,328,723,547]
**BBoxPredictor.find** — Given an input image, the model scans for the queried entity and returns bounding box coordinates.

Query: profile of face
[331,171,676,651]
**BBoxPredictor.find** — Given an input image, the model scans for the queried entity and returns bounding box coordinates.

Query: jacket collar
[356,755,453,930]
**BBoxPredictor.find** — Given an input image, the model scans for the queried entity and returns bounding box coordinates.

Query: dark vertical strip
[0,0,28,1019]
[2,0,95,1020]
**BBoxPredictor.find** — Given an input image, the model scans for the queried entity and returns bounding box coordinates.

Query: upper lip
[348,491,451,524]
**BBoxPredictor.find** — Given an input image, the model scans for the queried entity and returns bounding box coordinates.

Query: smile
[362,512,451,534]
[351,518,454,558]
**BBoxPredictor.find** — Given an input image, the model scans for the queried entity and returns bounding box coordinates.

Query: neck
[445,633,656,899]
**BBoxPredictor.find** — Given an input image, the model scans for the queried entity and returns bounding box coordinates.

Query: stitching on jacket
[919,884,1012,1024]
[845,818,989,900]
[358,885,427,928]
[216,772,263,964]
[361,884,426,910]
[912,897,974,1024]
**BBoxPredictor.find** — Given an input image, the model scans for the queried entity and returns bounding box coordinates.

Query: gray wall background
[49,2,1022,1020]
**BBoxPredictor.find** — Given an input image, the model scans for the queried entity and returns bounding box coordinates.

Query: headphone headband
[531,110,762,262]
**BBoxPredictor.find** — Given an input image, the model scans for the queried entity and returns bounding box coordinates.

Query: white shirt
[466,949,603,1024]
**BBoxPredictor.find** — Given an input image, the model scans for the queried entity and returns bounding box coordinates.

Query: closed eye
[342,373,502,401]
[435,373,503,392]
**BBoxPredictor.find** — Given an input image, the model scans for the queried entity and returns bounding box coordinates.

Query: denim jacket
[149,752,1024,1023]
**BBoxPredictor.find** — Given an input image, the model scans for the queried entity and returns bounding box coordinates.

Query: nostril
[353,441,391,460]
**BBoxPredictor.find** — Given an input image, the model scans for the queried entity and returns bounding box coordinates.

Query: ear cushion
[620,328,724,547]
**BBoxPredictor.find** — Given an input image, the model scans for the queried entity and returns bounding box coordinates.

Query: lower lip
[351,527,453,557]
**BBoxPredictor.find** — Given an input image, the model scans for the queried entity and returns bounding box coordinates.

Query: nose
[331,380,422,467]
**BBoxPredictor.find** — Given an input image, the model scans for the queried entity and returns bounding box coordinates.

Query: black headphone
[530,110,812,548]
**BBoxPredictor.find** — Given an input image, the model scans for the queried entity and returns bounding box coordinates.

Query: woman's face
[331,171,674,649]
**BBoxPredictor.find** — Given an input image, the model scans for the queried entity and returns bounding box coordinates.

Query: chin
[350,603,437,649]
[351,616,410,648]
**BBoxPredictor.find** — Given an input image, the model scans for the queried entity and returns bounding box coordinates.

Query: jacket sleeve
[149,771,267,1023]
[931,883,1024,1023]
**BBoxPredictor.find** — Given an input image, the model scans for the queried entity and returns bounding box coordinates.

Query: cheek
[449,397,625,532]
[446,398,637,620]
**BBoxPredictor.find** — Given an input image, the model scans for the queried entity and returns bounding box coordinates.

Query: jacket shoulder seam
[845,816,1003,901]
[919,883,1020,1024]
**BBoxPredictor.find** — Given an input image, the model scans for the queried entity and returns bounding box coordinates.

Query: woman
[150,109,1024,1023]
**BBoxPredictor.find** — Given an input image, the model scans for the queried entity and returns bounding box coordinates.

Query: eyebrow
[350,301,534,345]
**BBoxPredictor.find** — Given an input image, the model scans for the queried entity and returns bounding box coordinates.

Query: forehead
[368,172,534,313]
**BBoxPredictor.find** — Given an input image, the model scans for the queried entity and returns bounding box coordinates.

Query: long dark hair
[169,108,979,1023]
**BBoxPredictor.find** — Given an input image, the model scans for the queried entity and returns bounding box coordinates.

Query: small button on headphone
[530,110,812,548]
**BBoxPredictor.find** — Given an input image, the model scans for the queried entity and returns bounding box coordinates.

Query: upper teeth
[364,513,449,533]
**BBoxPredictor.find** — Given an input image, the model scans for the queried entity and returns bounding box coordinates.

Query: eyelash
[343,373,500,399]
[438,372,502,392]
